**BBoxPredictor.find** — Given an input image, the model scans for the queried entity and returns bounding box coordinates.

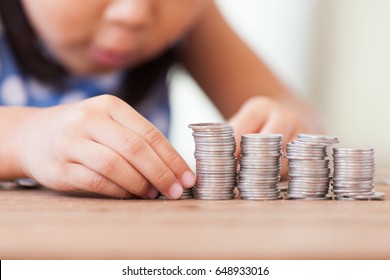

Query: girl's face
[22,0,210,74]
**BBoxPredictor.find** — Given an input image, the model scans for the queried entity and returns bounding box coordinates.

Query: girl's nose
[103,0,152,29]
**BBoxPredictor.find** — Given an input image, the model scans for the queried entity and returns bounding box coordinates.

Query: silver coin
[287,144,327,150]
[189,122,232,130]
[289,176,330,182]
[334,161,375,166]
[333,190,374,196]
[332,185,374,191]
[333,170,375,176]
[289,160,329,166]
[240,193,281,199]
[333,147,374,153]
[242,133,282,139]
[287,189,328,195]
[239,176,280,183]
[15,178,41,187]
[194,195,236,200]
[344,192,385,200]
[286,144,326,149]
[286,148,327,153]
[238,187,280,193]
[288,184,330,190]
[288,184,329,190]
[240,196,282,201]
[286,147,327,152]
[333,167,375,172]
[240,194,281,199]
[332,178,374,184]
[195,191,235,196]
[286,155,327,160]
[286,196,332,201]
[297,134,339,144]
[196,182,236,186]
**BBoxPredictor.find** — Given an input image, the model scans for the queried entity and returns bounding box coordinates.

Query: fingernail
[169,183,183,200]
[147,187,159,199]
[182,170,196,187]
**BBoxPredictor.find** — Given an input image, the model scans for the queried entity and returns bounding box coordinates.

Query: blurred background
[169,0,390,173]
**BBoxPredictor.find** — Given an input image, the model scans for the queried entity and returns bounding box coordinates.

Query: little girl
[0,0,322,199]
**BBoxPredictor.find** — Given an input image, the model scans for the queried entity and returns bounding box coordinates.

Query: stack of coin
[189,123,237,200]
[286,134,338,200]
[238,134,282,200]
[158,188,194,200]
[333,148,384,200]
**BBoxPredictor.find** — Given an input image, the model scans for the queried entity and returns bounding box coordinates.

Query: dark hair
[0,0,177,106]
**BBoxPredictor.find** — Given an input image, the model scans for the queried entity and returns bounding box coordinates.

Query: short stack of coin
[333,148,384,200]
[286,134,338,200]
[189,123,237,200]
[238,134,282,200]
[158,188,194,200]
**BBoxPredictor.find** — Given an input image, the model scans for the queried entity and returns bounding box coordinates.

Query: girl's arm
[0,96,195,199]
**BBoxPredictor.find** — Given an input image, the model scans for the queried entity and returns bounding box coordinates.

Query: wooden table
[1,183,390,260]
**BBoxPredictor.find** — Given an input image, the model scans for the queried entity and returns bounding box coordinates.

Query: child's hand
[228,96,323,177]
[19,95,195,199]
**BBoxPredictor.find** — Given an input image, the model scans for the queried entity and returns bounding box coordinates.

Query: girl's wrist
[0,107,41,179]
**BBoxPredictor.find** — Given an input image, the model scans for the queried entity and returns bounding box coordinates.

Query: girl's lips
[89,47,130,68]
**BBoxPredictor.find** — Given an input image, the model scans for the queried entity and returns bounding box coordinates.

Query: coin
[15,178,41,188]
[296,134,339,145]
[344,192,385,200]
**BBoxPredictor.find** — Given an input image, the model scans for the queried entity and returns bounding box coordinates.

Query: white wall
[169,0,322,169]
[317,0,390,167]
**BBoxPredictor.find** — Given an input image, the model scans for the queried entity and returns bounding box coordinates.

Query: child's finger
[260,111,296,146]
[85,115,183,200]
[61,163,134,199]
[67,139,155,198]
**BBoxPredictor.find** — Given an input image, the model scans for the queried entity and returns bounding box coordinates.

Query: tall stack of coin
[286,134,338,200]
[333,148,384,200]
[238,134,282,200]
[188,123,237,200]
[158,188,194,200]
